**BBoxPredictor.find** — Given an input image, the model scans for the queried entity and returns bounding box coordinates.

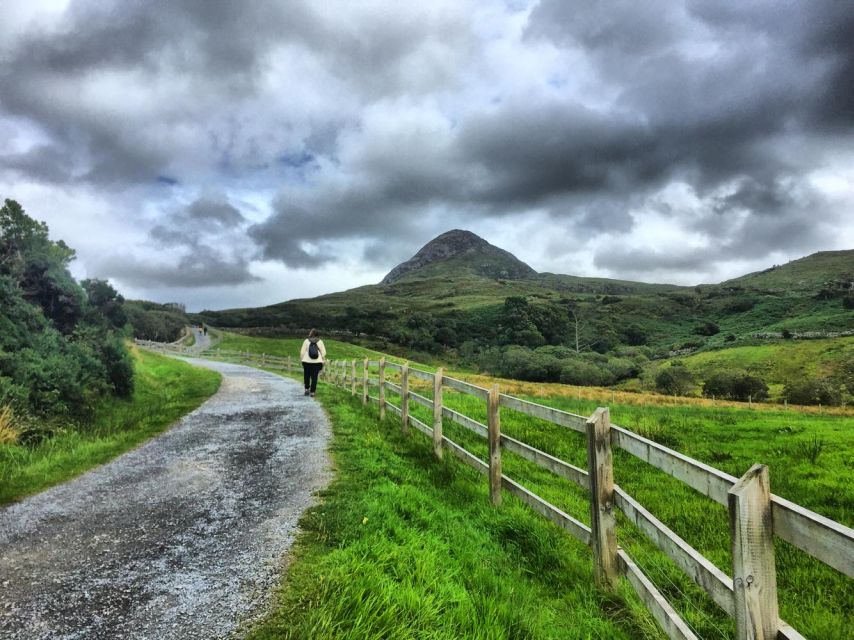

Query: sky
[1,0,852,312]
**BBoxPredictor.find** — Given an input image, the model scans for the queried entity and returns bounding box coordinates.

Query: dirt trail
[0,358,331,640]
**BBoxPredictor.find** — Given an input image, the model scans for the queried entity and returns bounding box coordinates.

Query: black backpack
[308,341,320,359]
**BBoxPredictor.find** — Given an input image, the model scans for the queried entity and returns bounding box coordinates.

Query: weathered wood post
[487,384,502,506]
[379,358,386,420]
[287,355,292,373]
[728,464,779,640]
[433,367,443,460]
[586,407,618,589]
[261,353,266,366]
[400,362,410,435]
[351,360,357,396]
[362,358,369,405]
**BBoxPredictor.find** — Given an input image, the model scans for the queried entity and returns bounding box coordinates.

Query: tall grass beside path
[0,348,221,505]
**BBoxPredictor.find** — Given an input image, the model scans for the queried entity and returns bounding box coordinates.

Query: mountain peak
[380,229,536,285]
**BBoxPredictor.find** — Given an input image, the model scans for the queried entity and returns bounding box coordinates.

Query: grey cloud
[2,0,851,301]
[99,249,259,288]
[186,198,245,226]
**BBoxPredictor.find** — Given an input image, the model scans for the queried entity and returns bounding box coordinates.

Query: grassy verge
[246,382,660,640]
[0,347,221,504]
[232,337,851,638]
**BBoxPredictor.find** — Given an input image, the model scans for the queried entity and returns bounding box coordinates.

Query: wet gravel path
[0,358,331,640]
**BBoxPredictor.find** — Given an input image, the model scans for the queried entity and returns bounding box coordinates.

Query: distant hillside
[720,250,853,292]
[196,230,853,393]
[381,229,536,284]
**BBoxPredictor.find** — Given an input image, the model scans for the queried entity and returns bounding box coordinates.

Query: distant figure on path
[300,328,326,397]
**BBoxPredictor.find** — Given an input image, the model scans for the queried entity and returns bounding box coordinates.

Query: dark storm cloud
[1,0,851,295]
[0,1,470,186]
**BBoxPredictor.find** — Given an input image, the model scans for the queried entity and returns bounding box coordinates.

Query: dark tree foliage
[124,301,188,342]
[693,321,720,336]
[703,371,769,401]
[655,365,695,396]
[784,379,841,406]
[0,199,134,416]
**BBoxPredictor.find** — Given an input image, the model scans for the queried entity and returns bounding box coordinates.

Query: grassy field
[0,347,221,505]
[245,382,662,640]
[227,334,851,639]
[657,338,854,400]
[214,333,416,366]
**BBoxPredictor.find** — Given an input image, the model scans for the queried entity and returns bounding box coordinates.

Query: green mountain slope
[197,232,853,386]
[719,250,853,292]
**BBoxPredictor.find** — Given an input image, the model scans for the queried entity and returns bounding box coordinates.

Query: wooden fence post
[362,358,369,405]
[400,362,410,435]
[287,355,292,373]
[586,407,618,589]
[379,358,386,420]
[261,353,266,366]
[433,367,443,460]
[729,464,779,640]
[351,360,357,396]
[487,384,502,506]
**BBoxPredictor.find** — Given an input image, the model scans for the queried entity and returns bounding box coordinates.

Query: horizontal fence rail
[138,343,852,640]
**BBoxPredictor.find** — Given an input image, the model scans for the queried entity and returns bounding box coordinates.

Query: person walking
[300,328,326,397]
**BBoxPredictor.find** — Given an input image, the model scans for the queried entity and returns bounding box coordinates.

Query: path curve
[0,358,331,639]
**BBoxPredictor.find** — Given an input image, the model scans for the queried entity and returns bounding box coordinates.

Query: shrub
[559,361,615,387]
[655,365,695,396]
[693,321,720,336]
[784,379,841,406]
[0,404,19,444]
[703,371,768,401]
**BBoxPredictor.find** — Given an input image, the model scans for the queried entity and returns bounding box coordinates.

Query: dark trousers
[302,362,323,392]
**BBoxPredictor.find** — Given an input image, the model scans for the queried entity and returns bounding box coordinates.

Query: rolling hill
[195,229,852,402]
[199,230,851,346]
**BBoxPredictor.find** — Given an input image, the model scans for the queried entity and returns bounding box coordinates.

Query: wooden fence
[140,343,853,640]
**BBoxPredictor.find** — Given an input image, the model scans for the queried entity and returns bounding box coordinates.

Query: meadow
[220,333,852,639]
[0,347,221,504]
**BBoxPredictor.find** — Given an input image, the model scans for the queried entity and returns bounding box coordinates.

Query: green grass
[650,337,853,401]
[0,348,221,504]
[214,333,422,368]
[245,382,662,640]
[234,339,852,639]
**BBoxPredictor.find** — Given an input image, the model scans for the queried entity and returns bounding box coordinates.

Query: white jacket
[300,338,326,364]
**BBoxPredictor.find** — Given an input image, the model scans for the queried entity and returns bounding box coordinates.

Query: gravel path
[0,358,331,640]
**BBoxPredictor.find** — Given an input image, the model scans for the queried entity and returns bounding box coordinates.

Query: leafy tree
[784,379,841,406]
[703,371,768,401]
[693,321,720,336]
[655,365,695,396]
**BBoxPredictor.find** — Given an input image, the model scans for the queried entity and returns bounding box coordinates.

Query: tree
[655,365,695,396]
[703,371,768,401]
[784,379,841,406]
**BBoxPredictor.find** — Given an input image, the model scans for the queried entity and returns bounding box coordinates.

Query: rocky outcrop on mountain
[380,229,537,285]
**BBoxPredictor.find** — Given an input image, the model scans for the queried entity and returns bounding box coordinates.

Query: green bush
[0,199,134,419]
[559,360,614,386]
[702,370,768,401]
[655,365,695,396]
[784,379,841,406]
